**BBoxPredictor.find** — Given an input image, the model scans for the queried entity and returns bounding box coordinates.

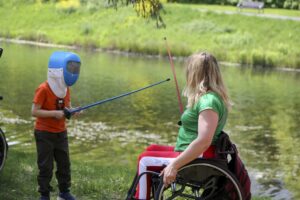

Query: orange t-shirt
[33,81,70,133]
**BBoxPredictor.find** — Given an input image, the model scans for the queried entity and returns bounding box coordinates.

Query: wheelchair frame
[0,93,8,172]
[126,158,244,200]
[156,158,243,200]
[0,127,8,172]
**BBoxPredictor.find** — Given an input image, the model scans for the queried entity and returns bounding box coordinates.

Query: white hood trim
[47,68,67,98]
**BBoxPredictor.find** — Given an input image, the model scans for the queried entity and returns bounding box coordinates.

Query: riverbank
[2,37,300,73]
[0,2,299,69]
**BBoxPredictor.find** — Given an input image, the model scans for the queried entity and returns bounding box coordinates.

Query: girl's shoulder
[195,92,225,114]
[200,91,222,103]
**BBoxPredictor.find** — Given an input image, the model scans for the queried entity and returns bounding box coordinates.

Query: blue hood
[48,51,81,86]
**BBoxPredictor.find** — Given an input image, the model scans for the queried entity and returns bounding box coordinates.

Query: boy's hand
[72,110,82,118]
[54,110,65,119]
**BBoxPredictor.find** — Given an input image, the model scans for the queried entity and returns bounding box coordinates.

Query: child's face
[66,61,80,74]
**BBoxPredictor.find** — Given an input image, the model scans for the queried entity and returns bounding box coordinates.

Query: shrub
[291,1,299,9]
[251,49,266,67]
[283,1,291,8]
[55,0,80,13]
[239,50,251,65]
[81,23,93,35]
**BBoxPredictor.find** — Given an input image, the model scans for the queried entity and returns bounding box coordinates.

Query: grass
[0,1,299,69]
[0,148,134,200]
[0,148,271,200]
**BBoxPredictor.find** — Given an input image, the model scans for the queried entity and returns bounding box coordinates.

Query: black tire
[0,128,8,172]
[155,159,243,200]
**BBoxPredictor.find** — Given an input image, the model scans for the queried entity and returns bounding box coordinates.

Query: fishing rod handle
[64,107,82,119]
[63,108,72,119]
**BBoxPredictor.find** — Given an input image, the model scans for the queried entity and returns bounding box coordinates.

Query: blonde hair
[183,52,231,110]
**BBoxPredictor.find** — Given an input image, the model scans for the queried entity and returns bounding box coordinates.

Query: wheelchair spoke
[156,160,243,200]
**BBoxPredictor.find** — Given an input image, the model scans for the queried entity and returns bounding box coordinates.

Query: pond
[0,42,299,199]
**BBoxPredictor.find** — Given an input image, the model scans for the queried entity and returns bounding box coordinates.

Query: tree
[108,0,166,28]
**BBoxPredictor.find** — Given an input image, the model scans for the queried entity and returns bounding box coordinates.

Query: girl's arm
[162,109,218,186]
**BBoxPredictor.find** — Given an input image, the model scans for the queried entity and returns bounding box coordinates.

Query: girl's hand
[161,164,178,187]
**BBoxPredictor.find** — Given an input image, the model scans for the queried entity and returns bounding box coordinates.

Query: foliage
[55,0,81,13]
[35,0,166,27]
[132,0,166,28]
[0,2,300,68]
[166,0,300,9]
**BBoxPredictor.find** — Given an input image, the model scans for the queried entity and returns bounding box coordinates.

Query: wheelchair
[0,126,8,172]
[0,49,8,172]
[0,96,8,172]
[126,132,247,200]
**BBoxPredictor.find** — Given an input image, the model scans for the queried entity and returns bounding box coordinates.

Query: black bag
[216,131,251,200]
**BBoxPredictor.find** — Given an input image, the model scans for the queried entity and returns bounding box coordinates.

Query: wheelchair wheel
[0,128,8,172]
[155,159,243,200]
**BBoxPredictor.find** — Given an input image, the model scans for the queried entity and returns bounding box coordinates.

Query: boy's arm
[31,103,65,119]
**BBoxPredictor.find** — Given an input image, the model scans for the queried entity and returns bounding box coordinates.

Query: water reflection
[0,42,299,199]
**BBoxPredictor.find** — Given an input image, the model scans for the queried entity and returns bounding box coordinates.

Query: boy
[32,51,81,200]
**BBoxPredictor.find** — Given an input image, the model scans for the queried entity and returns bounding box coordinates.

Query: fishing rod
[164,37,184,114]
[64,78,170,119]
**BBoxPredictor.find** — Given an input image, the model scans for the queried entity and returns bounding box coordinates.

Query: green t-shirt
[174,92,228,152]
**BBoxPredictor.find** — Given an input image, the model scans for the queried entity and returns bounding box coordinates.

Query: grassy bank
[0,1,299,69]
[0,148,271,200]
[0,148,134,200]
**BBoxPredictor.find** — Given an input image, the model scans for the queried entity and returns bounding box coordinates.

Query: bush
[239,50,251,65]
[229,0,239,5]
[291,1,299,9]
[283,0,292,8]
[81,23,93,35]
[251,49,266,67]
[54,0,80,13]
